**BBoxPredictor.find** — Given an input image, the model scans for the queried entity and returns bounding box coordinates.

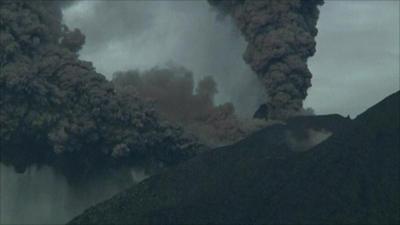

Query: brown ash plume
[113,66,266,147]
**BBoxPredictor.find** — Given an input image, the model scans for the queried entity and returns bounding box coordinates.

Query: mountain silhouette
[69,91,399,225]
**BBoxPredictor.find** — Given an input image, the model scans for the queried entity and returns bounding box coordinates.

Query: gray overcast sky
[63,0,399,118]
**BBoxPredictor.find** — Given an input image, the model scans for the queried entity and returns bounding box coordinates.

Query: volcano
[69,91,400,224]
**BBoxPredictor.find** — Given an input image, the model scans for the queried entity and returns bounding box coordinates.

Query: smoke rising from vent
[209,0,324,119]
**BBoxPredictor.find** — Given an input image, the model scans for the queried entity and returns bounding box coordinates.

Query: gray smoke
[62,1,266,117]
[209,0,324,119]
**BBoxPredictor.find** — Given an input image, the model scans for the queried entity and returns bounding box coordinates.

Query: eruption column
[209,0,324,119]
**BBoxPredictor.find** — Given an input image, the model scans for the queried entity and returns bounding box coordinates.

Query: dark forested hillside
[69,92,399,224]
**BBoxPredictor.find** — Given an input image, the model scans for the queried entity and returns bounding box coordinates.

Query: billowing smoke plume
[113,66,266,147]
[209,0,324,119]
[0,1,200,181]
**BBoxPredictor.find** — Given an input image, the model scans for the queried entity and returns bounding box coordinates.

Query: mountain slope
[69,91,400,225]
[355,91,399,133]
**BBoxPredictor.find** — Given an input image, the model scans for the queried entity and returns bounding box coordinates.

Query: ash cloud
[0,1,199,180]
[209,0,324,119]
[113,66,266,147]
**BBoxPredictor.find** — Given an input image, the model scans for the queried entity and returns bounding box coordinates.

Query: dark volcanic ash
[209,0,324,119]
[0,1,199,180]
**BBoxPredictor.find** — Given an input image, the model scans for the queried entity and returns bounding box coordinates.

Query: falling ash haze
[0,164,141,225]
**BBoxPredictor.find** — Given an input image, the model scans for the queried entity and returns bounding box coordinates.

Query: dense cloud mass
[0,1,199,181]
[113,66,266,147]
[209,0,324,119]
